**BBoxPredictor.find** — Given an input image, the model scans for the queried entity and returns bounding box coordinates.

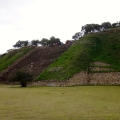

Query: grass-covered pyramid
[36,28,120,81]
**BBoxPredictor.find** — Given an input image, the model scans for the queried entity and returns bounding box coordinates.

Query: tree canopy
[13,40,28,48]
[31,40,40,47]
[13,36,62,48]
[72,21,120,40]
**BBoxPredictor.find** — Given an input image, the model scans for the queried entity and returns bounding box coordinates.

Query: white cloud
[0,0,120,54]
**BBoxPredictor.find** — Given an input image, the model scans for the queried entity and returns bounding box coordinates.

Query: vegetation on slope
[0,47,34,72]
[36,28,120,81]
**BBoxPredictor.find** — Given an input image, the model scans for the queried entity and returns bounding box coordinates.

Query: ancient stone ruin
[0,43,72,83]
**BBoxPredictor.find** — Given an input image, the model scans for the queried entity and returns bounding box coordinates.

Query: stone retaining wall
[90,72,120,85]
[30,72,120,86]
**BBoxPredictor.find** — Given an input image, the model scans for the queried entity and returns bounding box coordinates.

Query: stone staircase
[0,43,72,83]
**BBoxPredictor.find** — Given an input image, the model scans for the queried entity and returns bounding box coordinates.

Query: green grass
[0,85,120,120]
[36,38,91,80]
[0,47,34,72]
[37,28,120,81]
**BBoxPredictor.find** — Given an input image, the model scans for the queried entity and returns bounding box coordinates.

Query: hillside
[0,44,72,83]
[36,28,120,81]
[0,47,34,72]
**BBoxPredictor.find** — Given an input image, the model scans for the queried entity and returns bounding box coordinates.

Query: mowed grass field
[0,85,120,120]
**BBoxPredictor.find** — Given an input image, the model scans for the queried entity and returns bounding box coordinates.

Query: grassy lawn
[0,85,120,120]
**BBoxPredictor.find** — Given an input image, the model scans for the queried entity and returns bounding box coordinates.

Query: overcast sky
[0,0,120,54]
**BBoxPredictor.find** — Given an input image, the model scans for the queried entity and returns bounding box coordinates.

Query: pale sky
[0,0,120,54]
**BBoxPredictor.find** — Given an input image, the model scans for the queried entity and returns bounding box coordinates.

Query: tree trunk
[21,82,27,87]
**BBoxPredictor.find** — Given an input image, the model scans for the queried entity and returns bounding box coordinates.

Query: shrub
[11,70,33,87]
